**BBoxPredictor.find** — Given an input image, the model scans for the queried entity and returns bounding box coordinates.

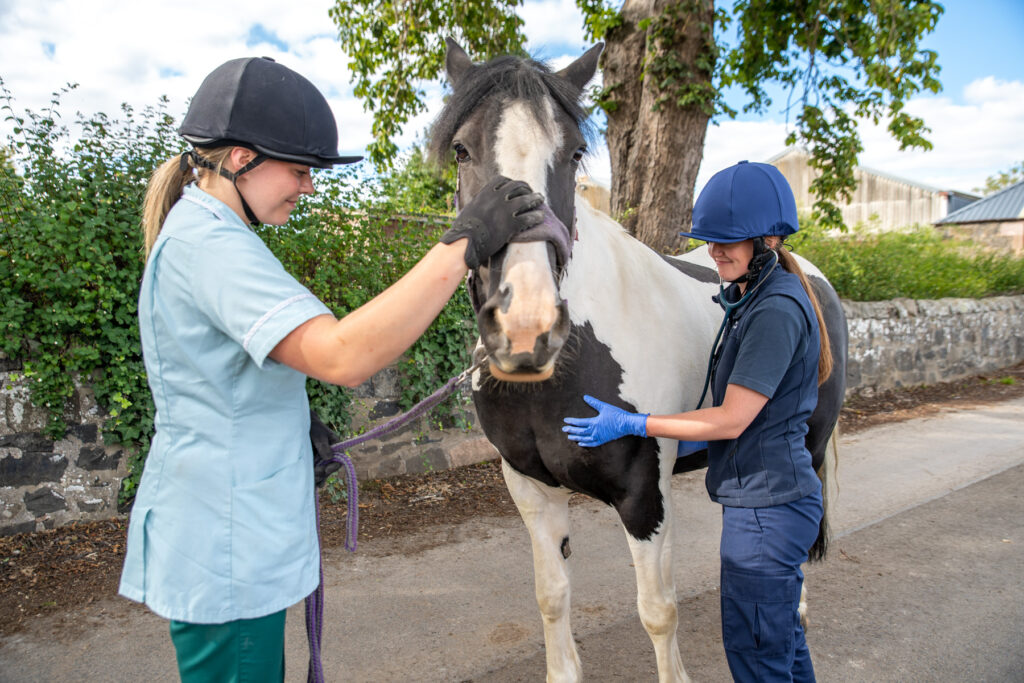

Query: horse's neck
[563,196,715,318]
[560,196,721,412]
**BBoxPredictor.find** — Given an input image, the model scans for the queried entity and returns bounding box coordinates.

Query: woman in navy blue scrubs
[563,161,834,682]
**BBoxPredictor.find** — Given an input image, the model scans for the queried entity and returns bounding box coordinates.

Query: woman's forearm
[270,240,469,386]
[646,383,770,441]
[646,407,742,441]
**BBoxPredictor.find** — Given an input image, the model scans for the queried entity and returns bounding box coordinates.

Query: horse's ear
[445,37,475,86]
[557,43,604,93]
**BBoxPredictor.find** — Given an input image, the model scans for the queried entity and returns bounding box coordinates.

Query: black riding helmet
[179,57,362,223]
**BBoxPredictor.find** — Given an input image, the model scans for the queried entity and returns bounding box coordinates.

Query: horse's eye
[454,143,470,164]
[572,147,586,164]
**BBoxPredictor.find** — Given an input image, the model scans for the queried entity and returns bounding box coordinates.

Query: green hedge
[789,219,1024,300]
[0,84,464,504]
[1,84,173,500]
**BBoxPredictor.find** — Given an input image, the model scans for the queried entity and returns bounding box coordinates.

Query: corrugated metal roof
[936,180,1024,224]
[765,147,803,164]
[855,164,945,194]
[765,146,955,194]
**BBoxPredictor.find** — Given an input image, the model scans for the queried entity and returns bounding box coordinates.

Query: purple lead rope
[305,449,356,683]
[306,493,326,683]
[304,359,484,682]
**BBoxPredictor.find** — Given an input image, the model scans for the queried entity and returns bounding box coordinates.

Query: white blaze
[489,99,564,364]
[493,98,561,193]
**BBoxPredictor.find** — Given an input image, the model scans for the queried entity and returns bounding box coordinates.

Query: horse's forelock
[429,53,594,166]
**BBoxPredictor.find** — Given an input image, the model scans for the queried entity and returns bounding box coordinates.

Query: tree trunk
[602,0,716,253]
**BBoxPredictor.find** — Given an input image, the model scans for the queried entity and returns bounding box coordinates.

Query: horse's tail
[808,424,839,562]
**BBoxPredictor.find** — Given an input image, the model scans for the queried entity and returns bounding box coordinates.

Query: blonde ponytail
[777,247,834,385]
[141,147,233,257]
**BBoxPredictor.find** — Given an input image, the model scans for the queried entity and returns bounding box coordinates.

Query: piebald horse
[433,40,848,682]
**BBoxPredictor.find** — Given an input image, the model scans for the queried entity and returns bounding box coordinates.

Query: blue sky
[719,0,1024,122]
[1,0,1021,195]
[919,0,1024,99]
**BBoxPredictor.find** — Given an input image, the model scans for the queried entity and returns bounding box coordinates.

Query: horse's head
[432,39,603,382]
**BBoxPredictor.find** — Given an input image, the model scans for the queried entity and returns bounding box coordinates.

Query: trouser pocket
[720,566,799,656]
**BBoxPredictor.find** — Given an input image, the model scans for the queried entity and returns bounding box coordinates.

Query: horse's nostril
[498,283,514,313]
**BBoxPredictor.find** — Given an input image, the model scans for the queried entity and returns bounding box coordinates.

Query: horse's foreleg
[623,476,690,683]
[501,459,581,683]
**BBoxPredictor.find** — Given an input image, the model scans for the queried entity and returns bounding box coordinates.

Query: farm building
[768,147,977,232]
[576,175,611,214]
[935,180,1024,255]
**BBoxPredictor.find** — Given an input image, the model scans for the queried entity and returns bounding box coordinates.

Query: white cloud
[856,77,1024,193]
[521,0,587,51]
[698,119,791,192]
[0,0,369,155]
[2,0,1020,198]
[580,139,611,187]
[585,77,1024,200]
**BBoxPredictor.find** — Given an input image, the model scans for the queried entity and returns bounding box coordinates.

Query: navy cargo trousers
[720,487,823,682]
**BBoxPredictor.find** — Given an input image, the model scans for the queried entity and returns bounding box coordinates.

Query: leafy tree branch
[329,0,944,247]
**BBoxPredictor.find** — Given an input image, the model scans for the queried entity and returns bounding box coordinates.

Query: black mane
[429,54,595,164]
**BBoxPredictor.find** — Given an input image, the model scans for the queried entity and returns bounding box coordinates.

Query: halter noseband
[455,168,576,314]
[454,168,576,269]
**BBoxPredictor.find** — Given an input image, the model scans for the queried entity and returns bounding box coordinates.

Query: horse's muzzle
[479,296,570,382]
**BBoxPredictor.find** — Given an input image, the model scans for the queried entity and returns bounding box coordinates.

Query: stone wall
[1,354,129,535]
[841,296,1024,395]
[3,294,1023,535]
[0,354,497,536]
[341,364,498,482]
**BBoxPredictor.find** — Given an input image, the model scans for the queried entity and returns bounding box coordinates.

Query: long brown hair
[775,246,834,385]
[141,147,233,257]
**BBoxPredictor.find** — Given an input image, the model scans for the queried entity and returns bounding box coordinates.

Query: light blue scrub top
[119,184,332,624]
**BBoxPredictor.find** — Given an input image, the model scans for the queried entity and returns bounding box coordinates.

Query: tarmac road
[1,397,1023,682]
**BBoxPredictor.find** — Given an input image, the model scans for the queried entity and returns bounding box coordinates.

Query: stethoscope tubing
[693,250,780,410]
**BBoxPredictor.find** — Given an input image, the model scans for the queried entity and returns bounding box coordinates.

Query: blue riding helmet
[680,160,799,243]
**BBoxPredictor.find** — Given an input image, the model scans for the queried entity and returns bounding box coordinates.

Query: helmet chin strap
[741,236,774,285]
[699,246,780,409]
[230,175,264,226]
[718,236,777,288]
[188,149,268,225]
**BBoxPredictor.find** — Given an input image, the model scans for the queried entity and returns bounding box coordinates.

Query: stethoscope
[693,249,780,410]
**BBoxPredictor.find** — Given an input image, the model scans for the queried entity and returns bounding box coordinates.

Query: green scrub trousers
[170,609,286,682]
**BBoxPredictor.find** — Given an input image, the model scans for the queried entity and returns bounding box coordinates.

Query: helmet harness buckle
[181,148,268,225]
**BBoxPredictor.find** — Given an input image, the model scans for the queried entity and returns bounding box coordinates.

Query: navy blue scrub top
[705,267,822,508]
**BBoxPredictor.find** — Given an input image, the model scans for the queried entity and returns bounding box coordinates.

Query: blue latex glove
[562,395,649,448]
[677,440,708,457]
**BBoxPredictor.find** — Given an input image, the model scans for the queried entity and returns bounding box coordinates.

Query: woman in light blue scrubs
[119,56,545,682]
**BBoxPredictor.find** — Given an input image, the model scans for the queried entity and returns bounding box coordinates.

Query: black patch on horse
[805,274,848,472]
[658,255,719,284]
[473,321,666,541]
